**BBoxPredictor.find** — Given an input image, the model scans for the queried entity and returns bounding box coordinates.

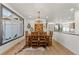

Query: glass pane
[2,7,12,18]
[2,6,24,44]
[3,20,13,43]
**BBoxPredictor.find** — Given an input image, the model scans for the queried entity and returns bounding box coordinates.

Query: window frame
[0,4,24,45]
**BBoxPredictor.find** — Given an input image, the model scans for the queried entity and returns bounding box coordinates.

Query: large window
[1,5,24,44]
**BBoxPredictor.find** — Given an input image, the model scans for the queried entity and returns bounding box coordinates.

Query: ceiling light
[70,8,75,12]
[29,16,32,18]
[46,16,48,19]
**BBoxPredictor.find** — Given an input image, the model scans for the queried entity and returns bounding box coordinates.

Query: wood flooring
[17,40,74,55]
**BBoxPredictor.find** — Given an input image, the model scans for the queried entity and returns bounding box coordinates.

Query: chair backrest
[25,31,28,36]
[35,24,43,32]
[31,32,38,36]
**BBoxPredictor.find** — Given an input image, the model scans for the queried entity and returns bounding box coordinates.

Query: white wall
[75,10,79,33]
[54,32,79,54]
[47,22,54,31]
[24,19,36,32]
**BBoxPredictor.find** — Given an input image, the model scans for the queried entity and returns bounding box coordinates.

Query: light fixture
[70,8,75,12]
[29,16,32,18]
[46,16,48,19]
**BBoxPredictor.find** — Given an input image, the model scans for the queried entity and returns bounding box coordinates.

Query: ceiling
[6,3,79,22]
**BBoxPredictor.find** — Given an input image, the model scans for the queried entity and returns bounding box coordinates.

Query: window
[1,5,24,44]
